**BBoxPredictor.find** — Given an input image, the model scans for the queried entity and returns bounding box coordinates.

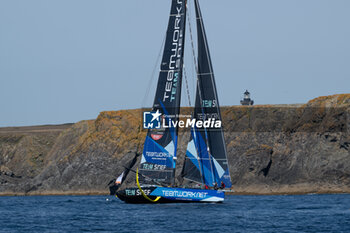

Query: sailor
[220,181,226,189]
[213,182,218,190]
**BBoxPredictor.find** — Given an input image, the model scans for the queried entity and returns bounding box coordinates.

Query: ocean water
[0,194,349,232]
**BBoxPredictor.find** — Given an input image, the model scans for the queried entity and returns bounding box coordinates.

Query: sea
[0,194,349,232]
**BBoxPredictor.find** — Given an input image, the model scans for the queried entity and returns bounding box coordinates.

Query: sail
[139,0,187,185]
[116,172,124,185]
[182,0,232,188]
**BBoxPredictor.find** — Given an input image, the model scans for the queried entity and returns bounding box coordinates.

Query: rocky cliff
[0,94,349,195]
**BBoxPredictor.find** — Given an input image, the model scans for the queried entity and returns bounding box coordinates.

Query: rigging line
[188,0,196,105]
[186,2,196,104]
[192,37,214,185]
[187,1,199,76]
[194,0,217,185]
[186,2,196,107]
[183,66,192,106]
[141,33,166,109]
[135,122,143,155]
[124,166,167,187]
[137,33,165,184]
[186,1,204,186]
[190,0,214,186]
[136,168,161,203]
[183,177,202,185]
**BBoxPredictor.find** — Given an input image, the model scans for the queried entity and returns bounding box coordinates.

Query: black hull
[117,193,193,204]
[109,184,120,195]
[117,192,204,204]
[116,187,171,204]
[116,186,224,204]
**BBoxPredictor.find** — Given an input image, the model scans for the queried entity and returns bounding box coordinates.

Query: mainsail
[139,0,187,185]
[182,0,232,188]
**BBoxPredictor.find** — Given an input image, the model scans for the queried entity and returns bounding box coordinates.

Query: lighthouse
[240,90,254,106]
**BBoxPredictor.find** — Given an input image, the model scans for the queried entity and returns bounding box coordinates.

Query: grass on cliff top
[308,94,350,106]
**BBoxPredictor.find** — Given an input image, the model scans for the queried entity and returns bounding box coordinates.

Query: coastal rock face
[0,94,349,195]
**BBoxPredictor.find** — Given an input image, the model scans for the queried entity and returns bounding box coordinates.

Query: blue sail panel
[184,126,232,188]
[185,146,200,171]
[193,129,215,186]
[141,136,176,169]
[181,127,203,183]
[211,155,232,188]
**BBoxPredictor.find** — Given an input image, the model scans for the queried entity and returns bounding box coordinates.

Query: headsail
[115,172,124,185]
[182,0,232,188]
[139,0,187,186]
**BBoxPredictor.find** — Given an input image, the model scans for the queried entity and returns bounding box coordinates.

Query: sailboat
[115,0,232,203]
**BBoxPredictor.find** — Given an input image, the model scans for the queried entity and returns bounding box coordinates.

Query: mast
[139,0,187,186]
[182,0,232,188]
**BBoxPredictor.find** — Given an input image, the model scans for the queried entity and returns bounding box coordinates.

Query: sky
[0,0,349,127]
